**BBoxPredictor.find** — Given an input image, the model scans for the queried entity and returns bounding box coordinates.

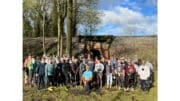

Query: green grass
[23,71,157,101]
[23,36,157,101]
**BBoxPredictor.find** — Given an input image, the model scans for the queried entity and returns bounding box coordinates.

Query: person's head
[85,65,90,71]
[116,58,118,61]
[141,60,145,65]
[60,58,64,62]
[36,56,40,61]
[43,54,46,58]
[138,58,142,65]
[72,56,75,61]
[48,58,52,64]
[118,59,121,63]
[127,59,131,65]
[55,58,59,63]
[82,59,86,64]
[110,55,114,60]
[69,59,72,64]
[32,57,35,63]
[101,57,105,62]
[73,59,77,64]
[96,59,100,63]
[28,54,32,60]
[108,60,111,65]
[65,59,68,63]
[87,54,91,59]
[41,58,45,63]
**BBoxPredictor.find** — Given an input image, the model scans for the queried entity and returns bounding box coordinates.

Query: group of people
[23,53,154,93]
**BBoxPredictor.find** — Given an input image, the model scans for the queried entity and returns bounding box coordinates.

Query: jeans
[45,75,54,88]
[140,80,146,91]
[28,70,33,86]
[119,75,124,88]
[106,73,112,85]
[85,81,91,92]
[124,73,135,89]
[63,72,69,85]
[97,73,103,88]
[37,75,45,90]
[140,79,149,91]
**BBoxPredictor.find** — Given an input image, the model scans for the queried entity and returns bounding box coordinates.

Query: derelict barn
[77,35,115,59]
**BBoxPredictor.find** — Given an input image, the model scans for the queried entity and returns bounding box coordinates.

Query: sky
[94,0,157,36]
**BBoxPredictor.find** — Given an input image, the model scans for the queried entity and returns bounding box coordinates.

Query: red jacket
[124,64,136,74]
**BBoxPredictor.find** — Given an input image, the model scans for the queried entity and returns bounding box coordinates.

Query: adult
[62,59,71,85]
[105,60,113,89]
[23,55,31,85]
[28,56,33,87]
[145,60,154,85]
[94,59,104,88]
[87,54,94,72]
[37,58,46,90]
[34,56,41,89]
[138,60,151,92]
[54,58,62,86]
[79,59,86,85]
[124,60,136,91]
[70,59,79,85]
[101,57,107,87]
[117,58,125,90]
[45,58,54,88]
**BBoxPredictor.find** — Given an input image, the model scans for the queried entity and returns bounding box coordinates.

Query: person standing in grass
[28,56,33,87]
[124,60,136,91]
[23,55,30,85]
[31,56,37,86]
[37,58,46,90]
[94,59,104,88]
[62,59,71,85]
[105,60,113,89]
[70,58,79,85]
[138,60,150,92]
[117,58,125,90]
[79,59,86,85]
[45,58,54,88]
[82,65,93,93]
[34,56,41,89]
[146,60,154,85]
[101,57,107,87]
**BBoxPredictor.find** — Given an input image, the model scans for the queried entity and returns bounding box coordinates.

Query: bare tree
[56,0,67,57]
[33,0,50,55]
[66,0,73,56]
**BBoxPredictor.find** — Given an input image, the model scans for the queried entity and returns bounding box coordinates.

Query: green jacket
[28,61,33,71]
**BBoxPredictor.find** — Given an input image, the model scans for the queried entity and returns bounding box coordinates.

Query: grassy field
[23,71,157,101]
[23,36,157,101]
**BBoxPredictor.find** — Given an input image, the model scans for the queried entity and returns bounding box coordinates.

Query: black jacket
[37,62,46,76]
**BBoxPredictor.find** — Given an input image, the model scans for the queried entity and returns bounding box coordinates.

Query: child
[82,65,93,93]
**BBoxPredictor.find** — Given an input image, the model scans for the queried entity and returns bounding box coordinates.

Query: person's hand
[88,77,92,81]
[35,74,39,77]
[84,81,86,86]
